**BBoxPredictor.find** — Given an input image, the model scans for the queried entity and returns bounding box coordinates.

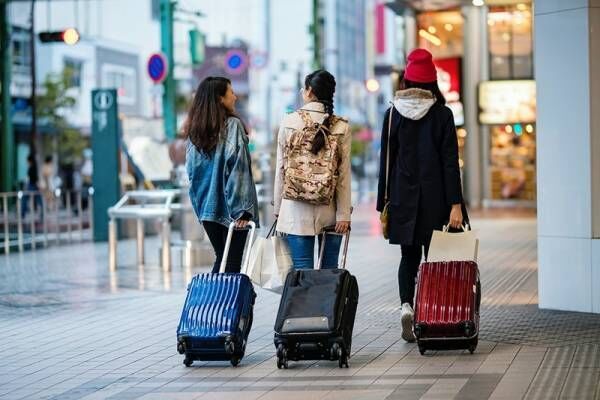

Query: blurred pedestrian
[185,76,259,273]
[21,153,43,219]
[273,69,352,269]
[40,155,55,210]
[376,49,467,342]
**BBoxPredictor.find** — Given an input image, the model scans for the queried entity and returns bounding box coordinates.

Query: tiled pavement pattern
[1,207,600,400]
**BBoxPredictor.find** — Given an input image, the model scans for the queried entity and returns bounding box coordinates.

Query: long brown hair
[185,76,232,153]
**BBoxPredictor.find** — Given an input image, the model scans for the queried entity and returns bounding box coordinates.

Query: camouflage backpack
[283,110,344,205]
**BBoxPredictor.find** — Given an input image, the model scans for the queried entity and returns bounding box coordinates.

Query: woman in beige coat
[273,70,352,269]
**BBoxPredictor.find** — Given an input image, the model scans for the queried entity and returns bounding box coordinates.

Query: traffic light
[38,28,80,45]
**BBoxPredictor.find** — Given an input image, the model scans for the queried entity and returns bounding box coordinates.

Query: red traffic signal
[38,28,80,45]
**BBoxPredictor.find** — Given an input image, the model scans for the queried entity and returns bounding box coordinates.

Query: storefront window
[488,3,533,80]
[489,124,536,201]
[417,11,463,59]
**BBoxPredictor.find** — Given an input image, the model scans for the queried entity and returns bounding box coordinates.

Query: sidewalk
[0,206,599,400]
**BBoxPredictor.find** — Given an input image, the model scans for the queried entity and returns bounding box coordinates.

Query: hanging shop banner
[479,80,536,125]
[434,57,464,126]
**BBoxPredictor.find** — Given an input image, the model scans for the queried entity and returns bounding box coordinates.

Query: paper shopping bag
[427,224,479,263]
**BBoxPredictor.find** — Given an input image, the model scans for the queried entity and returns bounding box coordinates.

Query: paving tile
[0,214,599,400]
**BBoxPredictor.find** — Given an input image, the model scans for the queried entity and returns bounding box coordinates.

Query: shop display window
[488,3,533,80]
[489,123,536,200]
[417,11,463,60]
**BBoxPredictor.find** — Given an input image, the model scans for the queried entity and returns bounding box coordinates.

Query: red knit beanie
[404,48,437,83]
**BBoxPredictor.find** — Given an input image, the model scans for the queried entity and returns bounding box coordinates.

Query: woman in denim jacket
[185,77,259,273]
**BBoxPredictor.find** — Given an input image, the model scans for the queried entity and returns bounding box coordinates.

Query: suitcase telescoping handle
[219,221,256,274]
[316,226,351,270]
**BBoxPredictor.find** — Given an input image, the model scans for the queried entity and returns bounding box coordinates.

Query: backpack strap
[297,109,313,126]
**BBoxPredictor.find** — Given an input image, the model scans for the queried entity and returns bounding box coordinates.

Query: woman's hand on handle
[335,221,351,234]
[234,219,249,229]
[449,204,463,229]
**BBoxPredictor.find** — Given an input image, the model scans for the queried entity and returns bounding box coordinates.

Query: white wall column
[462,5,487,208]
[535,0,600,313]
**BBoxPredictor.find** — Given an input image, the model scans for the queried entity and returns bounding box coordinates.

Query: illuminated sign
[479,80,536,125]
[434,57,464,126]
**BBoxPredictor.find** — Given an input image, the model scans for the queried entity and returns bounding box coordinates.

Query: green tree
[37,67,87,165]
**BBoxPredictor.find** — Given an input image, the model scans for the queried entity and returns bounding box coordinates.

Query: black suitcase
[274,229,358,368]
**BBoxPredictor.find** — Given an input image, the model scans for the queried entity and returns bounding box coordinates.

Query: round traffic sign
[224,49,248,75]
[147,53,168,83]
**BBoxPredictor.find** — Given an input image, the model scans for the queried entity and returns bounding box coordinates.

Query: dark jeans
[202,221,249,274]
[286,233,343,269]
[398,242,430,306]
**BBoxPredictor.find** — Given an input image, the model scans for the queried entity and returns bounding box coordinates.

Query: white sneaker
[400,303,416,343]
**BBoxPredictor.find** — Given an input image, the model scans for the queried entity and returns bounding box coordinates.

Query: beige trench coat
[274,102,352,236]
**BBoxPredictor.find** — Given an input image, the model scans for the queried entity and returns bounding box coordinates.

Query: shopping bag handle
[316,227,351,270]
[219,221,256,274]
[442,223,471,233]
[266,219,277,238]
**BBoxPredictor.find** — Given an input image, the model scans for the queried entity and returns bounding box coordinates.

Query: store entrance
[488,123,536,205]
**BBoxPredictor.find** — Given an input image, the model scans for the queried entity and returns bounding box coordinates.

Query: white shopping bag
[427,224,479,263]
[247,225,293,293]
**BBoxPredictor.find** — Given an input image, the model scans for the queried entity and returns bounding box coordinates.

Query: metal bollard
[161,218,171,272]
[136,219,144,265]
[66,191,72,243]
[88,187,94,241]
[54,189,61,245]
[77,192,83,241]
[16,191,23,252]
[29,194,36,250]
[42,194,48,248]
[108,219,117,270]
[2,195,9,255]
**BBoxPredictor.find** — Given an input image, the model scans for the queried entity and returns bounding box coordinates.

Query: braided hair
[305,70,336,154]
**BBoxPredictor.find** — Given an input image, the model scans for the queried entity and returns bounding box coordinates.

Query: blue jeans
[286,233,343,269]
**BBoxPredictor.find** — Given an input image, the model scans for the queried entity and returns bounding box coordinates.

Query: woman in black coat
[376,48,466,342]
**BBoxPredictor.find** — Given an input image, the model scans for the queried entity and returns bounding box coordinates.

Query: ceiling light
[473,0,485,6]
[444,23,453,32]
[419,29,442,46]
[428,26,437,34]
[517,3,527,11]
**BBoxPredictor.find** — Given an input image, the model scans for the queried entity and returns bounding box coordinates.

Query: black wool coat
[376,103,466,246]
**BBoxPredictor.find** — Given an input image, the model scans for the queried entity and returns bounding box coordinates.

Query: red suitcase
[413,261,481,355]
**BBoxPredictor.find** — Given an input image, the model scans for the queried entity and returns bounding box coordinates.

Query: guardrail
[0,187,95,255]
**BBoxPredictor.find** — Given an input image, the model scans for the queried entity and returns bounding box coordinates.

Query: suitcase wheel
[418,343,426,355]
[276,344,288,369]
[183,357,193,367]
[177,341,185,355]
[230,356,241,367]
[468,337,478,354]
[331,343,349,368]
[224,338,235,355]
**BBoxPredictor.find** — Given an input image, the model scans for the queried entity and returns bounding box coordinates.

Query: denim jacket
[186,117,259,227]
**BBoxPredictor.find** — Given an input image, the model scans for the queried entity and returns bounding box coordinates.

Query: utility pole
[0,0,15,191]
[29,0,36,154]
[160,0,176,141]
[311,0,322,69]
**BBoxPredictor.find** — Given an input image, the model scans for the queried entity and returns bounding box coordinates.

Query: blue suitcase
[177,222,256,367]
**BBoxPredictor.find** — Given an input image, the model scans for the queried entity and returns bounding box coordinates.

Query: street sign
[91,89,120,242]
[250,51,268,69]
[224,49,248,75]
[189,29,205,66]
[147,53,168,83]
